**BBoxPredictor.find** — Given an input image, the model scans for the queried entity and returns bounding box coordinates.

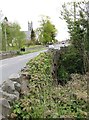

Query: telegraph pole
[74,2,76,22]
[86,1,89,52]
[4,17,8,51]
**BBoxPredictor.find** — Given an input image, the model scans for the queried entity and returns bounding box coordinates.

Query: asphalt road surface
[0,43,69,85]
[0,50,47,85]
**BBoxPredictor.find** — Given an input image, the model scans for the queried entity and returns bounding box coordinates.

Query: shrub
[61,50,84,74]
[57,46,84,85]
[57,66,70,85]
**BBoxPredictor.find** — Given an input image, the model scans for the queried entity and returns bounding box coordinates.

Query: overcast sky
[0,0,82,41]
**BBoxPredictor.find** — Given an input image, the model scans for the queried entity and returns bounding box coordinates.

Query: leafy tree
[1,20,26,51]
[10,22,26,49]
[31,29,35,40]
[60,1,89,73]
[37,16,57,45]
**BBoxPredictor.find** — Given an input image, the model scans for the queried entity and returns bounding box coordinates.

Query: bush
[57,66,70,85]
[61,51,84,74]
[16,50,21,55]
[57,46,84,85]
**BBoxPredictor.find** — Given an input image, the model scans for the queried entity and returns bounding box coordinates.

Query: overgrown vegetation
[11,52,88,119]
[57,1,89,85]
[60,1,89,73]
[57,46,86,85]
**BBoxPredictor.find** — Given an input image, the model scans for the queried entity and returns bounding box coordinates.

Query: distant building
[23,21,33,40]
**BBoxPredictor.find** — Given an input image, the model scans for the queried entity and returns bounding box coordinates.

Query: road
[0,50,47,85]
[0,43,69,85]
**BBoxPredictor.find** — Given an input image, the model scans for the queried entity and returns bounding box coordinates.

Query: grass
[0,45,47,60]
[19,47,47,55]
[27,45,43,49]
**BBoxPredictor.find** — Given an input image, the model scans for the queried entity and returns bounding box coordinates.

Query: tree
[1,20,26,51]
[9,22,26,50]
[60,1,89,73]
[30,28,36,44]
[31,29,35,40]
[37,16,57,45]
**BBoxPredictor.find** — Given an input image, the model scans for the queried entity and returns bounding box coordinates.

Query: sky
[0,0,82,41]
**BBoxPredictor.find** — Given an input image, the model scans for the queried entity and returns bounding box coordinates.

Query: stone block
[1,80,15,94]
[9,73,21,83]
[14,91,19,99]
[0,90,19,102]
[14,82,21,93]
[0,98,11,118]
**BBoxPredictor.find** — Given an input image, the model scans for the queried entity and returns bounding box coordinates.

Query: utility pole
[86,1,89,52]
[74,2,76,22]
[4,17,8,51]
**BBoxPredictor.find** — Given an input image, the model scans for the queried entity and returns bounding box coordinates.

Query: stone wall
[0,71,30,120]
[0,51,18,60]
[51,47,68,86]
